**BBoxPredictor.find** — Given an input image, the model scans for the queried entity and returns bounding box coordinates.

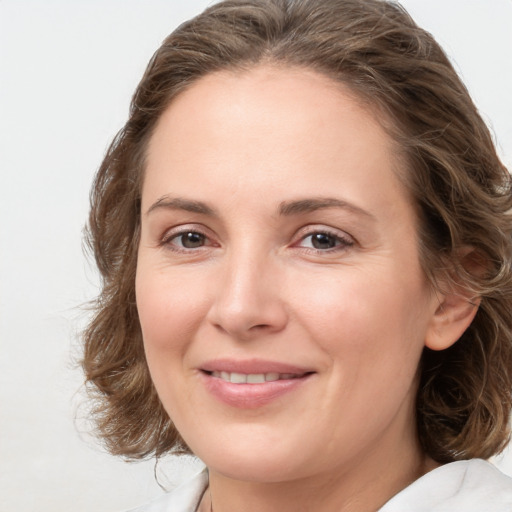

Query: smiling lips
[210,371,306,383]
[200,360,314,408]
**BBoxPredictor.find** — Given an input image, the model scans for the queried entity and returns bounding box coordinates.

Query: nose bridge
[208,241,287,338]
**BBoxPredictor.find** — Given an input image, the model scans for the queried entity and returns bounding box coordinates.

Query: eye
[176,231,206,248]
[162,229,210,250]
[307,232,338,250]
[297,230,354,251]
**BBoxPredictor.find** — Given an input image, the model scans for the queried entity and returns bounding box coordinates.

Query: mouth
[205,370,311,384]
[198,360,315,408]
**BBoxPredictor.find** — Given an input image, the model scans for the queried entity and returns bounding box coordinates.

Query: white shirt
[380,458,512,511]
[129,459,512,511]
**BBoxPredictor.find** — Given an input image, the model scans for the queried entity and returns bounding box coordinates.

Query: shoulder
[379,459,512,512]
[127,469,208,512]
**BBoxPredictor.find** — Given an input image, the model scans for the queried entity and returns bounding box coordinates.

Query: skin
[136,66,476,512]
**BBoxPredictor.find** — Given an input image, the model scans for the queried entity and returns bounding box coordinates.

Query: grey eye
[178,232,206,248]
[310,232,338,250]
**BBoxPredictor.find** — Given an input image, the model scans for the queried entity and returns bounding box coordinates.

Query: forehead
[149,65,388,149]
[143,65,411,217]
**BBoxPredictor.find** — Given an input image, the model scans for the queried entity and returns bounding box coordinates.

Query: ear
[425,247,483,351]
[424,291,479,351]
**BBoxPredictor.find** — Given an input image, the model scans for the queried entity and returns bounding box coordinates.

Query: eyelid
[157,223,355,253]
[292,225,356,250]
[160,224,217,249]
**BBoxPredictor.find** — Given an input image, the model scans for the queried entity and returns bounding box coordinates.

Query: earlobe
[425,292,480,351]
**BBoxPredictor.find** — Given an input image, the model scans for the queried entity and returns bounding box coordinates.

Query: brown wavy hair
[83,0,512,462]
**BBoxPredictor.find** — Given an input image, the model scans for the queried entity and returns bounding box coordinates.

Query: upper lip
[200,358,314,375]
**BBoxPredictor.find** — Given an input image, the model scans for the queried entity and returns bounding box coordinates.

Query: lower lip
[200,372,313,409]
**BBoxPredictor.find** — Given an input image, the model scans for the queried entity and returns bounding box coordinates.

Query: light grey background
[1,1,511,511]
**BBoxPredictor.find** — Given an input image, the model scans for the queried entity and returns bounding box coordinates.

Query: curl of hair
[83,0,512,462]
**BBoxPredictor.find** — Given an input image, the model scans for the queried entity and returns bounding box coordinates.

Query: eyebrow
[146,195,374,220]
[279,197,374,219]
[146,196,216,216]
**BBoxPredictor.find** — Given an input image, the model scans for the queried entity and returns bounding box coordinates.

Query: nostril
[251,324,271,330]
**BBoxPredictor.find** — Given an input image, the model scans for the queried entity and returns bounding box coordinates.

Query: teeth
[230,372,247,383]
[247,374,265,383]
[210,371,299,383]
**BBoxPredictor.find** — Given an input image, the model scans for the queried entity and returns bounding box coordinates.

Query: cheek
[135,268,208,419]
[289,266,430,370]
[135,267,208,360]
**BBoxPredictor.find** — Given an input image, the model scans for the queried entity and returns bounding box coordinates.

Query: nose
[206,250,288,340]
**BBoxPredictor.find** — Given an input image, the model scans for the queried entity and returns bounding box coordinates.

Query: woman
[82,0,512,510]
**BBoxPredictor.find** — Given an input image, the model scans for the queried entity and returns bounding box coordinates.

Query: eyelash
[159,226,355,254]
[160,226,214,252]
[294,228,355,253]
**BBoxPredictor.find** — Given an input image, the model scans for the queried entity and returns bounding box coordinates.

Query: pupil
[312,233,336,249]
[182,232,204,248]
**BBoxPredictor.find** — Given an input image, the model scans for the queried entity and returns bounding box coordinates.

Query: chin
[207,454,305,483]
[188,429,314,483]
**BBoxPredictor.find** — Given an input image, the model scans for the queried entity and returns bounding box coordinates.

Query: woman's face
[136,66,440,482]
